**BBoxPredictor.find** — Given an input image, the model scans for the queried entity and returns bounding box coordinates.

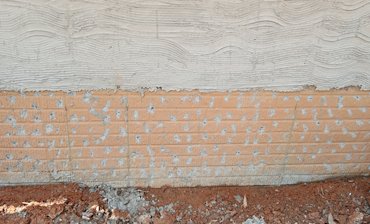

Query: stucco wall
[0,0,369,91]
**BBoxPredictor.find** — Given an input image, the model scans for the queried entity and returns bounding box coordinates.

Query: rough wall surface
[0,0,370,91]
[1,89,369,187]
[0,0,369,187]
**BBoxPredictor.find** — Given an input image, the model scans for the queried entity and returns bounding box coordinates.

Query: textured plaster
[0,0,370,91]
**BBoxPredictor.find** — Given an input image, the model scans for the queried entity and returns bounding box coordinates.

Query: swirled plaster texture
[0,0,369,91]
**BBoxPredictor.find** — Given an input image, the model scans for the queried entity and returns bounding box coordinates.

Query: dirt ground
[0,177,368,224]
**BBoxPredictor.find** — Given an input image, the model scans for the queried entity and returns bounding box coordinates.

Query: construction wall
[0,0,369,91]
[1,89,369,186]
[0,0,369,186]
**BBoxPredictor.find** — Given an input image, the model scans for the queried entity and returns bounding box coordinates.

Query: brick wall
[0,89,369,187]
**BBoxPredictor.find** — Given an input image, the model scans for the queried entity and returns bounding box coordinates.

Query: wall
[1,89,369,186]
[0,0,369,91]
[0,0,369,187]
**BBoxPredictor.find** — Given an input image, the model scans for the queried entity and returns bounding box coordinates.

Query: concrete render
[0,0,369,91]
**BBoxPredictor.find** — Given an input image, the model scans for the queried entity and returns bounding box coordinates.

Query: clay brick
[0,89,369,187]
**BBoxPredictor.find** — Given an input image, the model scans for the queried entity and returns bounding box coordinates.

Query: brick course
[0,89,369,187]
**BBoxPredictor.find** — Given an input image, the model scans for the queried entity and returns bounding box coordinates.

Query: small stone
[243,195,248,208]
[137,214,151,224]
[82,211,93,220]
[176,215,182,221]
[328,213,335,224]
[242,216,265,224]
[234,195,242,203]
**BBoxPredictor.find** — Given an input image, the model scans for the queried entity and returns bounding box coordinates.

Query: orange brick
[0,89,369,187]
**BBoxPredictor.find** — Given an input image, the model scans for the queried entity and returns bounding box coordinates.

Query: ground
[0,177,368,224]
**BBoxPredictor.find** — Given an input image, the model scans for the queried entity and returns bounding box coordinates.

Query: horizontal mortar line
[2,140,369,149]
[67,141,370,147]
[65,102,370,106]
[73,93,369,96]
[99,173,366,178]
[3,117,368,125]
[129,94,369,98]
[0,147,71,150]
[4,140,369,146]
[0,108,67,111]
[60,92,370,97]
[2,160,369,166]
[66,121,369,126]
[56,119,370,125]
[2,150,368,156]
[2,140,369,147]
[47,152,370,160]
[0,147,70,150]
[129,119,370,123]
[128,105,370,109]
[80,141,370,146]
[116,158,369,163]
[124,161,370,167]
[128,93,370,96]
[4,130,370,138]
[0,172,112,175]
[0,171,360,177]
[1,92,367,96]
[2,166,366,174]
[1,152,368,160]
[68,102,370,107]
[72,99,370,104]
[64,150,370,154]
[63,163,370,170]
[1,105,369,111]
[66,130,370,135]
[129,130,370,134]
[70,141,369,146]
[69,99,367,104]
[127,118,370,122]
[63,106,370,110]
[30,161,370,167]
[126,119,370,123]
[79,143,370,150]
[0,133,71,137]
[111,151,370,157]
[2,145,367,150]
[0,121,69,124]
[66,105,370,109]
[69,127,370,132]
[127,141,370,146]
[0,171,365,176]
[124,162,370,167]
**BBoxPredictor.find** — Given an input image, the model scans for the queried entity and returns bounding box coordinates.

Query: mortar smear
[91,185,149,216]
